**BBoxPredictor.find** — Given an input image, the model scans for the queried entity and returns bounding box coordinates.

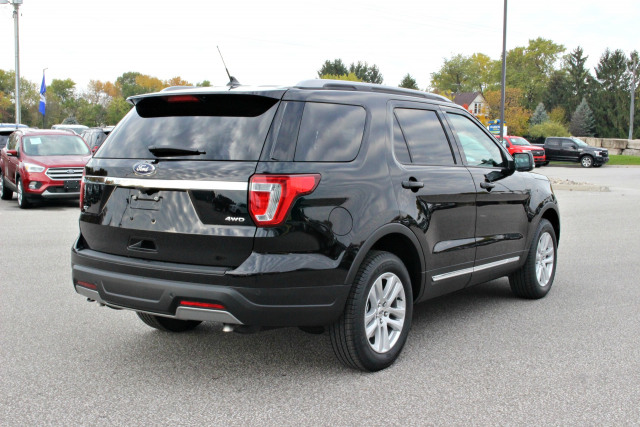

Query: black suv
[71,80,560,371]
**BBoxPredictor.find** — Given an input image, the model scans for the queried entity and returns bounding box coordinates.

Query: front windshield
[0,135,8,149]
[23,135,90,156]
[571,137,589,147]
[509,137,531,146]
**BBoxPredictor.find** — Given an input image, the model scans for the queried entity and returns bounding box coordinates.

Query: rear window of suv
[96,94,279,161]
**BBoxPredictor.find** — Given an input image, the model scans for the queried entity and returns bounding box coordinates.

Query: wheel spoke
[385,277,402,303]
[364,309,376,326]
[374,277,384,302]
[386,317,404,332]
[386,306,405,319]
[380,322,390,352]
[365,319,377,339]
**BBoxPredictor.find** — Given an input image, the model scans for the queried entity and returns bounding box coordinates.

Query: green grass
[608,155,640,165]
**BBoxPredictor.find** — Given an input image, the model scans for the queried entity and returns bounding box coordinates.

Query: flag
[38,73,46,116]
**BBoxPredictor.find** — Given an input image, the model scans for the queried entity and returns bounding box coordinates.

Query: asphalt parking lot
[1,165,639,425]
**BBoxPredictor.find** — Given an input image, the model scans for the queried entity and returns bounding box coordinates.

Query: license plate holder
[64,180,80,192]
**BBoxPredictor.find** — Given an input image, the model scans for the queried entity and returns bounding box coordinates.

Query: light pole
[499,0,507,142]
[628,56,638,140]
[1,0,23,125]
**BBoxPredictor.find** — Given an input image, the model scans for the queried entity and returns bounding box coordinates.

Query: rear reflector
[180,301,225,310]
[76,281,97,290]
[249,174,320,226]
[79,169,86,210]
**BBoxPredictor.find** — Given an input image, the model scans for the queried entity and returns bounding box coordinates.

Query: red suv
[500,135,546,167]
[0,129,91,208]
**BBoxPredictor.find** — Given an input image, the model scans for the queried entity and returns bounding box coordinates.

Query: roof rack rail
[294,79,451,103]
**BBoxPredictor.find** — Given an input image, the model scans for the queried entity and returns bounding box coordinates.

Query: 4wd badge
[133,162,156,176]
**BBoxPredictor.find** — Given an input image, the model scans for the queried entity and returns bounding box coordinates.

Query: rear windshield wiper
[148,146,206,156]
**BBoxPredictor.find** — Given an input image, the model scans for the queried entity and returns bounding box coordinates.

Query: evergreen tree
[589,49,631,137]
[544,70,570,112]
[399,74,419,90]
[317,59,348,78]
[530,102,549,126]
[349,61,383,84]
[565,46,591,112]
[569,97,595,136]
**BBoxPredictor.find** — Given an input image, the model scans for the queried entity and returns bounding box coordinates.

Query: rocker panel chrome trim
[432,256,520,282]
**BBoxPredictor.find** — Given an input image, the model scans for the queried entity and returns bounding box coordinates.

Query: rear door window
[96,94,280,161]
[394,108,455,165]
[294,102,366,162]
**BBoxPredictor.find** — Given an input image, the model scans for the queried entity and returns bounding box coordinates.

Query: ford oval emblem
[133,162,156,176]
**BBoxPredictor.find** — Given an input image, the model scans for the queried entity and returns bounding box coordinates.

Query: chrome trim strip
[41,190,80,198]
[432,267,474,282]
[175,307,242,324]
[84,175,248,191]
[74,285,243,325]
[432,256,520,282]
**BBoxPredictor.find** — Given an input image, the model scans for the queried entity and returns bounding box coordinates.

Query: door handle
[480,181,495,190]
[402,180,424,189]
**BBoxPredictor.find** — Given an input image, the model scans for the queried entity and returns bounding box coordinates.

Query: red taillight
[79,169,86,210]
[180,301,225,310]
[76,281,97,290]
[249,174,320,227]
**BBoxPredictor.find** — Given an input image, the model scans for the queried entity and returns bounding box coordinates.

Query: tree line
[1,39,638,139]
[428,38,639,139]
[0,70,211,128]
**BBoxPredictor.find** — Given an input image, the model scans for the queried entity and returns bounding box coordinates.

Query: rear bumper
[71,245,351,327]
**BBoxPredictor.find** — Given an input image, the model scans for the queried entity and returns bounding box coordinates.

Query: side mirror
[7,149,17,157]
[513,152,534,172]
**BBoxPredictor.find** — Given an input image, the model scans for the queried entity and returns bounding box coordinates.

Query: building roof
[453,92,483,107]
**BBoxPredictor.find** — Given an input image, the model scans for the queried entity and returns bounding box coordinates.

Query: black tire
[0,174,13,200]
[542,161,549,166]
[580,155,593,168]
[330,251,413,371]
[136,312,201,332]
[17,179,31,209]
[509,219,557,299]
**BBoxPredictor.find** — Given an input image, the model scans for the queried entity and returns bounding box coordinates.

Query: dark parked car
[80,126,114,153]
[71,80,560,371]
[535,137,609,167]
[0,129,91,208]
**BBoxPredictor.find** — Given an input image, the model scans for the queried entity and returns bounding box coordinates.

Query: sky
[1,0,638,93]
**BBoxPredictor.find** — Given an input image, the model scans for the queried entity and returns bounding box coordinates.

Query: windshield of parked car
[509,137,531,146]
[571,138,589,147]
[0,135,8,149]
[22,135,90,156]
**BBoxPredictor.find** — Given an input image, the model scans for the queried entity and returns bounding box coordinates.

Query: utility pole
[1,0,23,124]
[499,0,507,142]
[629,56,638,140]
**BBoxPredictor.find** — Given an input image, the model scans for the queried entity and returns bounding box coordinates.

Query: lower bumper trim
[75,285,243,324]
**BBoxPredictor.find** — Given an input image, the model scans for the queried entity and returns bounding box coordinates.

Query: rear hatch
[79,90,284,268]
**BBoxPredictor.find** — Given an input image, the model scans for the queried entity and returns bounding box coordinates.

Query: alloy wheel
[364,272,406,353]
[535,231,555,287]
